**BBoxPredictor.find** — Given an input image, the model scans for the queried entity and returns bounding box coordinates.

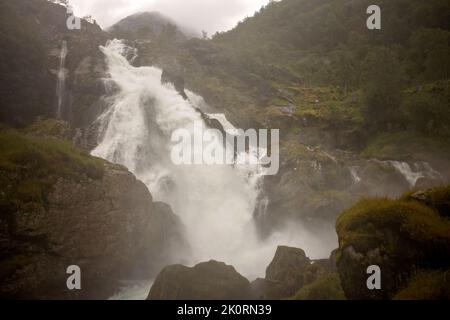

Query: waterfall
[388,161,423,187]
[92,40,334,282]
[349,166,361,184]
[388,161,442,188]
[55,40,68,119]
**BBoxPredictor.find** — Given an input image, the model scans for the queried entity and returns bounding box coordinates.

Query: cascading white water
[92,40,334,282]
[388,161,442,187]
[349,166,361,184]
[55,40,68,119]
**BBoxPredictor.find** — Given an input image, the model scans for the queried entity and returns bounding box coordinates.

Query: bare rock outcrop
[148,260,251,300]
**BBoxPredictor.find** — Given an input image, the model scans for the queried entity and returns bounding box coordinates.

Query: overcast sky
[69,0,272,34]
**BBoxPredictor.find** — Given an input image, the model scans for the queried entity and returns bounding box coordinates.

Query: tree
[408,28,450,81]
[361,47,405,130]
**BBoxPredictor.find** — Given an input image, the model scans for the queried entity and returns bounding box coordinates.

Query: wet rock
[293,273,346,300]
[251,246,333,299]
[0,162,187,299]
[336,189,450,299]
[148,260,251,300]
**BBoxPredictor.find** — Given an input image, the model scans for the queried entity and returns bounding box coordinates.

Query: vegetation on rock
[394,269,450,300]
[336,186,450,299]
[293,273,346,300]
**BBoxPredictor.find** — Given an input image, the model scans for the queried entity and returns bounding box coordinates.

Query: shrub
[293,273,346,300]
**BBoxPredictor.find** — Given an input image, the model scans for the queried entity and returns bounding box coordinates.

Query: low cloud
[69,0,271,33]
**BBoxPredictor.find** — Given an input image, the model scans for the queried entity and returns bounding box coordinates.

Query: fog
[69,0,272,34]
[92,40,337,281]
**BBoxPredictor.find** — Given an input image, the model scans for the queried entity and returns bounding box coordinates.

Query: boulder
[0,156,187,299]
[292,273,346,300]
[148,260,251,300]
[251,246,332,299]
[266,246,310,285]
[394,269,450,300]
[336,189,450,299]
[407,185,450,219]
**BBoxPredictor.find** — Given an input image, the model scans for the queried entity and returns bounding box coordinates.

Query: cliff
[0,124,187,299]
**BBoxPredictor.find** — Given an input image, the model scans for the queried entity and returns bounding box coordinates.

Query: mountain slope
[0,0,109,128]
[109,11,198,42]
[170,0,450,155]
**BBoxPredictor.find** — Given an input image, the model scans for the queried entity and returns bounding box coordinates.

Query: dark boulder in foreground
[251,246,337,300]
[264,246,311,298]
[148,260,251,300]
[147,246,340,300]
[292,273,346,300]
[336,185,450,299]
[0,128,187,299]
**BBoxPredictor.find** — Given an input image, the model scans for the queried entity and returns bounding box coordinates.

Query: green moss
[0,127,105,209]
[427,186,450,218]
[23,118,70,139]
[361,130,450,161]
[336,197,450,254]
[401,185,450,219]
[293,273,346,300]
[282,141,332,163]
[394,269,450,300]
[335,186,450,299]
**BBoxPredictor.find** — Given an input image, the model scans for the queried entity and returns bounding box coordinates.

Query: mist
[70,0,272,34]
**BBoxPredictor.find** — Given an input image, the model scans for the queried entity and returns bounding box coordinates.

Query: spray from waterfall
[92,40,336,280]
[55,40,68,119]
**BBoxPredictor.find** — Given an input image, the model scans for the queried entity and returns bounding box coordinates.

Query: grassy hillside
[158,0,450,159]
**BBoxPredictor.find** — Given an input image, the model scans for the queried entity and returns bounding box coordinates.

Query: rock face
[265,246,310,292]
[0,0,109,128]
[147,246,340,300]
[336,186,450,299]
[251,246,335,300]
[148,260,251,300]
[0,161,187,299]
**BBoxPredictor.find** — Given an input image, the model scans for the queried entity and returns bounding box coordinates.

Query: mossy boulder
[148,260,251,300]
[293,273,346,300]
[0,128,187,299]
[394,269,450,300]
[336,187,450,299]
[405,185,450,219]
[0,126,104,211]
